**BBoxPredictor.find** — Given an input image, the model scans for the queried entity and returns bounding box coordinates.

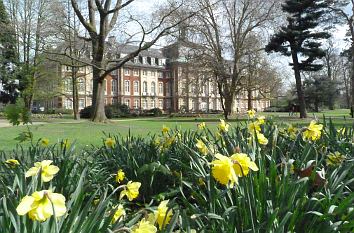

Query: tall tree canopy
[266,0,330,118]
[0,0,18,103]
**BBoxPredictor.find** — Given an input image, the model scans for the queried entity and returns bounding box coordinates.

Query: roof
[110,43,165,59]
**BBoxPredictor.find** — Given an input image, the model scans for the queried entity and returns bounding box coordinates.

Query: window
[112,98,117,104]
[133,81,139,93]
[151,71,155,76]
[133,69,139,76]
[159,99,163,109]
[79,99,85,109]
[125,99,130,107]
[134,100,139,109]
[124,80,130,93]
[133,57,138,63]
[64,78,72,92]
[124,69,130,75]
[112,79,117,93]
[78,78,85,93]
[142,99,147,109]
[151,100,155,108]
[151,82,156,94]
[65,98,73,109]
[143,57,147,64]
[142,70,147,76]
[159,82,163,94]
[143,81,148,93]
[158,72,163,78]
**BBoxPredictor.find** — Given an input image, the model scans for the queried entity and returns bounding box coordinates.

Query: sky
[129,0,352,88]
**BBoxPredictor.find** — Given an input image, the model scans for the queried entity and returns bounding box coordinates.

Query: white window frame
[124,80,130,93]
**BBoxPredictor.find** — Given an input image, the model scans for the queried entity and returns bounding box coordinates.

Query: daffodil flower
[119,181,141,201]
[303,121,323,141]
[116,169,125,183]
[105,138,116,148]
[149,200,173,230]
[111,204,126,224]
[218,119,229,132]
[16,190,66,222]
[211,153,238,187]
[162,125,170,134]
[256,132,268,145]
[247,109,256,118]
[230,153,259,177]
[5,159,20,168]
[196,139,208,155]
[40,138,49,147]
[25,160,59,182]
[132,218,157,233]
[198,122,206,130]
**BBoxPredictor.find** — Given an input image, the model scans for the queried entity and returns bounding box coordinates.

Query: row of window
[124,69,164,78]
[124,99,166,109]
[124,80,165,94]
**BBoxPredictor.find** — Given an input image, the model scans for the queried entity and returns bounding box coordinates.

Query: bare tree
[328,0,354,117]
[68,0,199,122]
[181,0,279,119]
[4,0,55,109]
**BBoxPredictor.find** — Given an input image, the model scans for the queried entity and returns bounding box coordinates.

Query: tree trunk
[351,44,354,118]
[72,77,80,120]
[223,93,233,120]
[291,47,307,118]
[247,89,252,110]
[91,78,107,122]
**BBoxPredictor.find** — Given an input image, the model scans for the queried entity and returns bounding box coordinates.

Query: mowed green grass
[0,109,353,151]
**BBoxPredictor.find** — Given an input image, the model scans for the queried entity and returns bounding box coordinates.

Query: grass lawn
[0,109,353,151]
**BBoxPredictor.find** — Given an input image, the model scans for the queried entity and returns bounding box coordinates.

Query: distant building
[37,41,270,113]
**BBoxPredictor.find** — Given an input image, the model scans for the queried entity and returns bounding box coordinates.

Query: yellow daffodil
[248,122,261,134]
[303,121,323,141]
[287,125,297,134]
[198,177,206,186]
[163,136,175,148]
[105,138,116,148]
[218,119,229,132]
[215,131,221,140]
[211,153,238,187]
[162,125,170,134]
[230,153,259,177]
[116,169,125,183]
[132,218,157,233]
[257,116,266,125]
[93,198,100,205]
[326,152,346,167]
[247,109,256,118]
[16,190,66,222]
[337,128,346,136]
[151,200,173,230]
[25,160,59,182]
[40,138,49,147]
[61,139,70,149]
[119,181,141,201]
[5,159,20,168]
[196,139,208,155]
[111,204,126,224]
[198,122,206,130]
[256,132,268,145]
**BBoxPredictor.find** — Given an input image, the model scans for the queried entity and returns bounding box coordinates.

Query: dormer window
[147,57,151,65]
[155,58,159,66]
[134,57,138,63]
[143,57,147,64]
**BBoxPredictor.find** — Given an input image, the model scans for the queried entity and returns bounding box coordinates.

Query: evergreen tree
[265,0,330,118]
[0,0,18,103]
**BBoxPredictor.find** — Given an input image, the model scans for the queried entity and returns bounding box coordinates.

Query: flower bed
[0,113,353,232]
